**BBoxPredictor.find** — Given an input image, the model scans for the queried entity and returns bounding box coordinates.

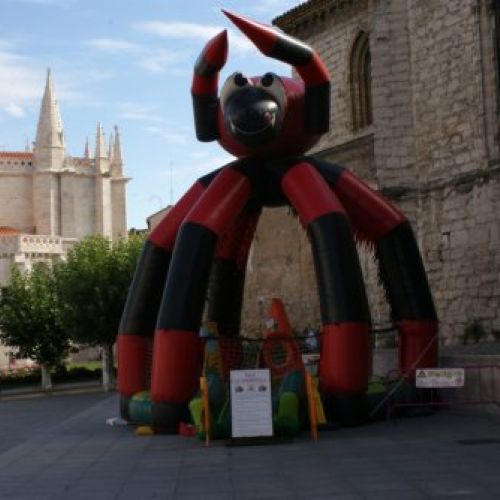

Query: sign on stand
[416,368,465,388]
[301,353,320,376]
[230,369,273,438]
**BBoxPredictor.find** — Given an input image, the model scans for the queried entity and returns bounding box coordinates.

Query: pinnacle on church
[34,68,65,151]
[84,137,90,159]
[95,122,107,160]
[112,125,123,165]
[108,132,114,161]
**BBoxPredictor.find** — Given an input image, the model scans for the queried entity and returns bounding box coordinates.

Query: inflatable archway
[117,10,438,432]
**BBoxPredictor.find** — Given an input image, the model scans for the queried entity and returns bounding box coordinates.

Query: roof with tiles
[0,226,21,235]
[0,152,34,160]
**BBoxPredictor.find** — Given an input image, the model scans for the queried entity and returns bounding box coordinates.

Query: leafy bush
[0,364,103,389]
[51,365,102,382]
[462,319,487,345]
[0,264,70,370]
[0,367,41,388]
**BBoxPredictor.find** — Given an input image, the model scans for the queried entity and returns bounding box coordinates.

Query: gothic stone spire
[108,132,114,161]
[35,68,65,151]
[95,122,107,160]
[112,125,122,164]
[84,137,90,159]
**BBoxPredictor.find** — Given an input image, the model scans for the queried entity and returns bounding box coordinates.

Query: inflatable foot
[152,401,189,434]
[323,393,368,426]
[120,395,131,421]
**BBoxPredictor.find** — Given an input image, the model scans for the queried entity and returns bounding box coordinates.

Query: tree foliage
[56,234,144,348]
[0,263,70,369]
[0,234,143,390]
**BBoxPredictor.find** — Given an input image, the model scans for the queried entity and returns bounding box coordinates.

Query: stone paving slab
[0,392,499,499]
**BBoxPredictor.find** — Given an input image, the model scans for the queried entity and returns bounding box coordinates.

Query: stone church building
[240,0,500,345]
[0,69,129,369]
[0,69,128,285]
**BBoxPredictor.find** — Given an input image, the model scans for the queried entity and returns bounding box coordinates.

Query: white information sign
[415,368,465,388]
[230,369,273,438]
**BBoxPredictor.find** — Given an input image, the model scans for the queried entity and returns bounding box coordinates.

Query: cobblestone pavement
[0,392,499,499]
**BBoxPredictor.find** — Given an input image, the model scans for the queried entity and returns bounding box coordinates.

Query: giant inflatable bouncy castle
[117,10,438,432]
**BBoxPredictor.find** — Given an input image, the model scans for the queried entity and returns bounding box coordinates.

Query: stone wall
[241,0,500,345]
[242,207,319,336]
[33,172,60,235]
[0,164,126,243]
[419,173,500,342]
[111,179,128,239]
[403,0,500,342]
[72,175,96,239]
[370,0,417,188]
[0,173,33,233]
[407,0,492,185]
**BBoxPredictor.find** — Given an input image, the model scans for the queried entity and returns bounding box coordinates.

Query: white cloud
[84,38,140,54]
[135,21,253,54]
[117,102,166,123]
[4,102,25,117]
[137,49,185,73]
[0,43,116,114]
[145,125,188,145]
[52,67,115,106]
[0,50,43,110]
[84,36,187,74]
[136,21,222,40]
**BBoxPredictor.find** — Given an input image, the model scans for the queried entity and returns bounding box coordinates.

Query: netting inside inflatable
[127,330,323,438]
[187,332,321,439]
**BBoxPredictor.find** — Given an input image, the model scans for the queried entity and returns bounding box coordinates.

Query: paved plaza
[0,391,499,499]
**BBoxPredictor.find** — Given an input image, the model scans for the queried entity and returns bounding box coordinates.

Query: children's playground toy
[261,299,303,381]
[189,299,307,439]
[117,10,438,432]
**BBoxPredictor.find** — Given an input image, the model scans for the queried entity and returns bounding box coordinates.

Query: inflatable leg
[206,205,260,379]
[377,223,438,373]
[282,161,371,425]
[117,172,218,420]
[314,160,439,375]
[151,166,252,432]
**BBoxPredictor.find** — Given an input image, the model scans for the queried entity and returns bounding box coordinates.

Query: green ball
[129,391,152,425]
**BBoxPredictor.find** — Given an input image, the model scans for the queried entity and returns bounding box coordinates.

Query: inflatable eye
[221,72,249,106]
[258,72,286,109]
[261,73,274,87]
[234,72,248,87]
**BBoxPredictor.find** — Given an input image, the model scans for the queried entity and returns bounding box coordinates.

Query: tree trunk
[40,364,52,391]
[101,344,115,391]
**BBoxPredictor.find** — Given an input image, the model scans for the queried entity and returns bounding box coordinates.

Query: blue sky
[1,0,300,229]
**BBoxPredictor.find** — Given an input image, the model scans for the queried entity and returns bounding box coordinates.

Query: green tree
[56,234,144,390]
[0,263,70,389]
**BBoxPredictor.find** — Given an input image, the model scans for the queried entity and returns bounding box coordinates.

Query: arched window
[350,31,373,132]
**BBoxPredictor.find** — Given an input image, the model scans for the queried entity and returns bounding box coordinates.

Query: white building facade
[0,69,129,284]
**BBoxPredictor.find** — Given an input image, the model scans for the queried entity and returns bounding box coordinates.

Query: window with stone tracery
[350,31,373,132]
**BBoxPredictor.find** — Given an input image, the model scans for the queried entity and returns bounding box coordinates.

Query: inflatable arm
[191,30,228,142]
